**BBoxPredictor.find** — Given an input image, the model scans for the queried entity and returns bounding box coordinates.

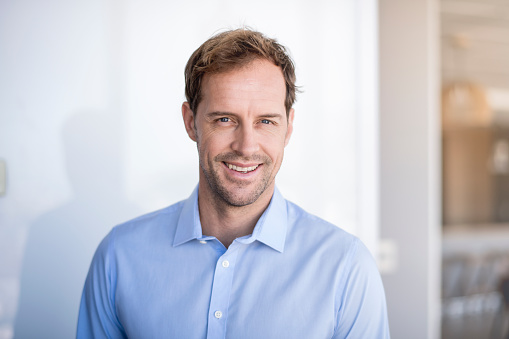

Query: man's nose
[231,124,260,156]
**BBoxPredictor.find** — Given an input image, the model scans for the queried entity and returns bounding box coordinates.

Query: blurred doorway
[440,1,509,338]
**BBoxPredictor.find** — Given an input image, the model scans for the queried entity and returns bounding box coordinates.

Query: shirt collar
[173,186,202,247]
[173,186,288,253]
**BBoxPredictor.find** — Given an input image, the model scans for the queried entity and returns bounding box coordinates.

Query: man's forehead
[203,59,283,83]
[202,61,284,94]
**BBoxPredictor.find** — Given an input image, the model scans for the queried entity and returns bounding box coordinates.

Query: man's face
[182,59,294,207]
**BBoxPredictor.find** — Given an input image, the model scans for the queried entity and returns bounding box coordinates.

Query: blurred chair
[443,250,509,339]
[491,276,509,339]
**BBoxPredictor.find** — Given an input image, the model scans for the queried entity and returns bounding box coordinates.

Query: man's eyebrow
[205,111,236,118]
[258,113,283,119]
[205,112,283,119]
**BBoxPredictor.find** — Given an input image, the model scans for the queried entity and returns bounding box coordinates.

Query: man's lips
[223,162,261,174]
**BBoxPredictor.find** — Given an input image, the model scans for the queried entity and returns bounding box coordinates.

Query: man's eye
[261,119,271,124]
[219,117,230,123]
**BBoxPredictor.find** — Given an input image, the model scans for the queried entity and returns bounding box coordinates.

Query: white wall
[0,1,374,338]
[379,0,441,338]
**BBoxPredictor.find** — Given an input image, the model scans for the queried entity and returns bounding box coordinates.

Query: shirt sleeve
[77,229,126,339]
[332,239,391,339]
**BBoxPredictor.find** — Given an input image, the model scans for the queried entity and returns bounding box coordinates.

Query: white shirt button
[214,310,222,319]
[199,240,207,244]
[222,260,230,268]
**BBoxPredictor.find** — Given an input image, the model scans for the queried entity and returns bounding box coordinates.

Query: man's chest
[114,243,339,339]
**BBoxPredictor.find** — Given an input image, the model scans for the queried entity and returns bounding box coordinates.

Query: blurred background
[440,0,509,338]
[0,0,507,338]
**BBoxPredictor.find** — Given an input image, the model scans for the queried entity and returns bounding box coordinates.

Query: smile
[224,162,260,173]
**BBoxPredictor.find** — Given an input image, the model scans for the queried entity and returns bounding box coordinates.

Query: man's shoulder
[284,199,360,255]
[110,199,186,242]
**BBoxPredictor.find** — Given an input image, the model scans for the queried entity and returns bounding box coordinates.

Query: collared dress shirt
[77,187,390,338]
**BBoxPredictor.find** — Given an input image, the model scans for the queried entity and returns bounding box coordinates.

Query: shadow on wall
[13,111,141,339]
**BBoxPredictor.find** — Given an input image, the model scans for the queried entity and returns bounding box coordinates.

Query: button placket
[206,244,240,338]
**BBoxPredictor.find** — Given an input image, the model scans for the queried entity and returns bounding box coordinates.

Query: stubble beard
[199,152,275,207]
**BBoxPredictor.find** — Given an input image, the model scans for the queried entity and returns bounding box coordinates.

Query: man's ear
[182,102,197,142]
[284,108,294,147]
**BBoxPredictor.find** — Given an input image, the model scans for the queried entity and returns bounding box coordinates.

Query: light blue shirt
[77,187,390,338]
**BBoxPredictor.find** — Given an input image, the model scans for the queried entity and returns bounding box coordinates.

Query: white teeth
[226,163,259,173]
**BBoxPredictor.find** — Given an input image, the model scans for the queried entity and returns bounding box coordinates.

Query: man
[77,28,390,338]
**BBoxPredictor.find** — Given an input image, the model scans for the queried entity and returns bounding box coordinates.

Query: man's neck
[197,183,274,248]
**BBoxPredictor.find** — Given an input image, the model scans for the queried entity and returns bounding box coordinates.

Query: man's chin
[219,191,262,207]
[214,183,272,207]
[200,165,273,207]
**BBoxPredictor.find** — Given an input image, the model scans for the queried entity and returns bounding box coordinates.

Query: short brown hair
[184,28,297,116]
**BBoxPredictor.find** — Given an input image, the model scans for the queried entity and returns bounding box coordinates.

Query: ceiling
[441,0,509,89]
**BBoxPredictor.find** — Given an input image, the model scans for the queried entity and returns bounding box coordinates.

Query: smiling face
[182,59,294,208]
